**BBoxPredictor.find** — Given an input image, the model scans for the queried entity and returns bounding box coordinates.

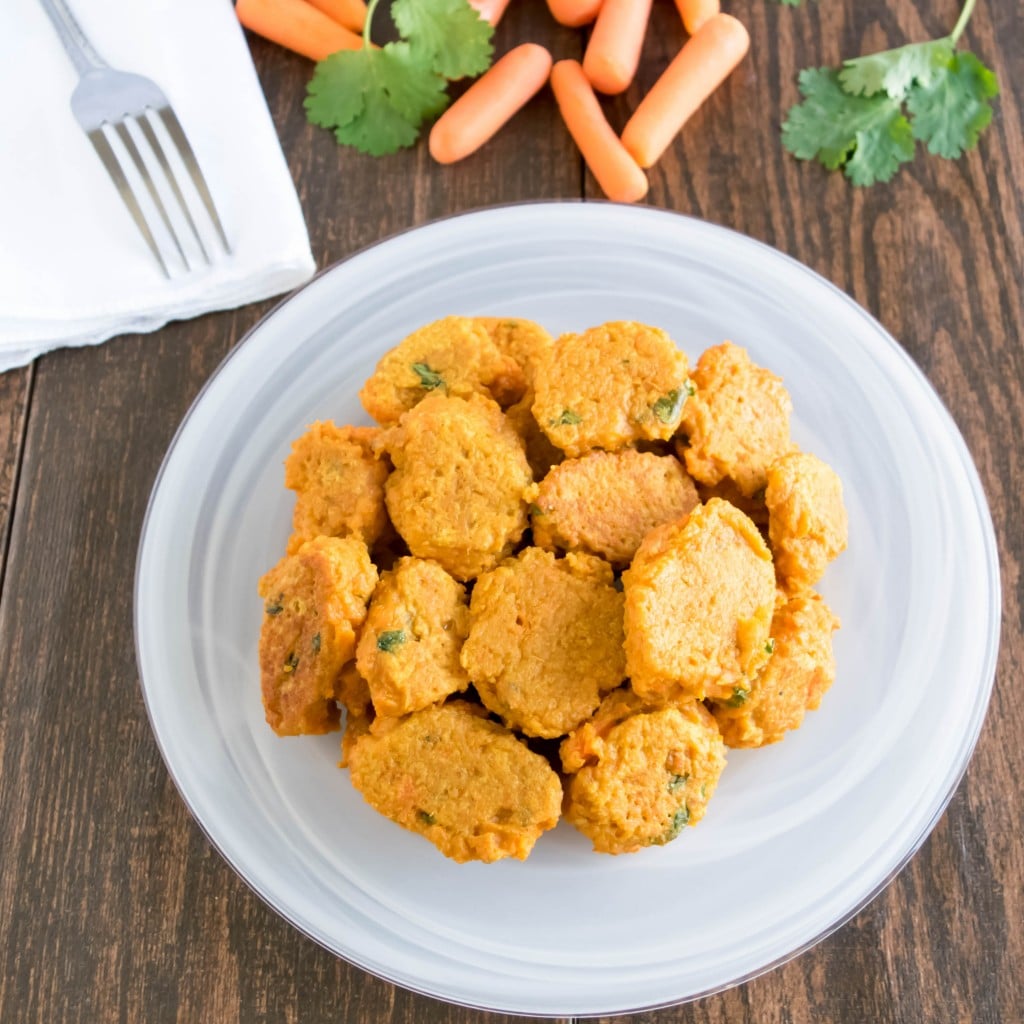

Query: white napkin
[0,0,316,373]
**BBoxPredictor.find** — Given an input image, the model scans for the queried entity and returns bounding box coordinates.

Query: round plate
[135,203,1000,1017]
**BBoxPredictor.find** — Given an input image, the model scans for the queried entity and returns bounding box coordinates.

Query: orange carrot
[430,45,553,164]
[305,0,367,33]
[546,0,603,27]
[236,0,363,60]
[549,60,649,203]
[582,0,654,95]
[468,0,514,26]
[674,0,719,35]
[621,13,750,168]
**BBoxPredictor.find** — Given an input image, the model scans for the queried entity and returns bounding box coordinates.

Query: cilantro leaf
[906,51,999,159]
[782,68,915,185]
[839,38,954,99]
[305,43,448,157]
[392,0,493,80]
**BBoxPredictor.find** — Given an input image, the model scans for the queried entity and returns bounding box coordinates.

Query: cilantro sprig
[781,0,999,185]
[305,0,494,156]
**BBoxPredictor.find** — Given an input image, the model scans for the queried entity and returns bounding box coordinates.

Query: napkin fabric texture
[0,0,316,373]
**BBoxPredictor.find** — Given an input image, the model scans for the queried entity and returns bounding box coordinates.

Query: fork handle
[38,0,107,75]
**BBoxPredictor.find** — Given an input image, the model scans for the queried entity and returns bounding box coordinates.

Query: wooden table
[2,1,1021,1021]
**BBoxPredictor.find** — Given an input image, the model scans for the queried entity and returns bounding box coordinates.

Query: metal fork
[39,0,231,277]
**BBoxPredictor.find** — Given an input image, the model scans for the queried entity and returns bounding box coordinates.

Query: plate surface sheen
[135,204,1000,1017]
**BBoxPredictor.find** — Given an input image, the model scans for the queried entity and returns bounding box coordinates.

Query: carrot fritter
[532,321,692,456]
[473,317,553,387]
[347,701,563,863]
[528,448,700,566]
[257,536,378,736]
[679,342,795,498]
[560,689,726,854]
[334,660,373,721]
[359,315,526,426]
[624,498,776,703]
[355,556,471,717]
[505,388,565,480]
[711,591,840,747]
[376,393,532,581]
[766,451,849,589]
[461,547,626,738]
[284,421,389,555]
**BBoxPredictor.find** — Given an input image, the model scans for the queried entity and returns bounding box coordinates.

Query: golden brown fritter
[711,591,839,747]
[474,317,553,388]
[690,472,769,528]
[258,536,378,736]
[766,452,849,589]
[359,316,526,425]
[284,421,389,555]
[532,321,692,457]
[528,448,700,566]
[560,689,726,854]
[376,393,532,581]
[355,557,471,717]
[335,660,374,721]
[460,547,626,738]
[624,498,776,703]
[679,342,795,498]
[347,701,563,863]
[505,388,565,480]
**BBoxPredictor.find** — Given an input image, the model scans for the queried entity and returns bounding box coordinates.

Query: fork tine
[157,106,232,254]
[114,120,189,271]
[86,128,170,278]
[137,113,210,264]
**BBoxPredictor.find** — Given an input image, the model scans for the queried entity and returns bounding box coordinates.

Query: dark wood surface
[2,1,1021,1021]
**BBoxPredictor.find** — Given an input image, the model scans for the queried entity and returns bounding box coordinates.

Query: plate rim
[134,200,1002,1018]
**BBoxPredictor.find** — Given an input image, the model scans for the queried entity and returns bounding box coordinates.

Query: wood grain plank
[0,366,32,589]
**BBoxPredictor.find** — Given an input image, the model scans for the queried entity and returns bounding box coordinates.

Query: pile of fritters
[257,317,848,861]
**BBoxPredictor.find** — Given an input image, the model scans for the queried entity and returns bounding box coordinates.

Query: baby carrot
[549,59,649,203]
[621,13,750,168]
[674,0,719,35]
[469,0,514,26]
[582,0,654,95]
[430,44,553,164]
[236,0,363,61]
[546,0,603,27]
[304,0,367,33]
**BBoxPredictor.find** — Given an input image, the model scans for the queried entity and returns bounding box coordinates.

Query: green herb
[417,809,437,826]
[284,652,299,673]
[782,0,998,184]
[668,773,690,794]
[684,379,697,397]
[775,0,815,6]
[264,596,284,616]
[305,0,493,156]
[726,686,750,708]
[377,630,407,653]
[764,638,775,656]
[652,389,686,425]
[528,503,545,517]
[552,410,582,427]
[612,575,624,593]
[312,633,322,654]
[411,362,444,390]
[652,805,691,845]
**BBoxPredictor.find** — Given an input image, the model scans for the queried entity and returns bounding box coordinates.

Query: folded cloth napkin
[0,0,316,373]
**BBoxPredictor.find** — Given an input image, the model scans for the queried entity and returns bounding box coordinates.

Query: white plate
[135,204,1000,1017]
